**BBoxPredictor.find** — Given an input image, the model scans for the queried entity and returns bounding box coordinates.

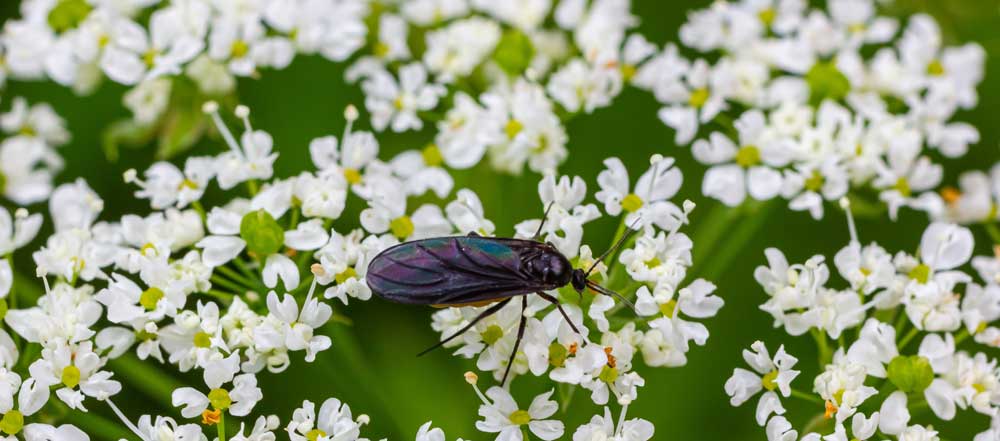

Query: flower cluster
[728,198,1000,440]
[0,97,68,206]
[0,96,710,440]
[651,0,985,220]
[344,0,653,175]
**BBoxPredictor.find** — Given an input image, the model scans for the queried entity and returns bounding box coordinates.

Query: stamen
[342,105,358,142]
[13,208,27,220]
[123,169,146,188]
[235,105,257,153]
[202,101,242,156]
[839,197,859,245]
[104,398,147,441]
[465,371,491,405]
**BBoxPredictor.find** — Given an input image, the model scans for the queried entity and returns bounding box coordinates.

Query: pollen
[604,346,617,368]
[824,400,837,419]
[568,342,578,355]
[201,408,222,426]
[941,186,961,204]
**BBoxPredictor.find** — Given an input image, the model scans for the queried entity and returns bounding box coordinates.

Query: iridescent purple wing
[366,236,548,305]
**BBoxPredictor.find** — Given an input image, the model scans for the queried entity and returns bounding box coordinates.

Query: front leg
[537,291,582,336]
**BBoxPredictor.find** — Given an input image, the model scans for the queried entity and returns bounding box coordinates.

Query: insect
[366,205,638,385]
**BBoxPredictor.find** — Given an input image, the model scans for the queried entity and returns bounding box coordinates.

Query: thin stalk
[697,201,775,281]
[217,413,227,441]
[210,275,248,295]
[215,265,260,291]
[108,354,183,411]
[985,222,1000,244]
[898,327,921,351]
[790,389,823,405]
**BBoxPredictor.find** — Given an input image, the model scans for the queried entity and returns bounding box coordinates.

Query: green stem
[687,202,741,279]
[108,354,183,412]
[898,327,921,351]
[215,265,260,291]
[61,406,134,440]
[210,275,248,295]
[217,412,227,441]
[790,388,824,405]
[233,258,259,282]
[954,328,971,345]
[812,329,832,366]
[191,200,207,223]
[984,222,1000,244]
[697,201,775,281]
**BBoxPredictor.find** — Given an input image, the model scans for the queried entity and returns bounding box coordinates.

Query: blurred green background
[3,0,1000,439]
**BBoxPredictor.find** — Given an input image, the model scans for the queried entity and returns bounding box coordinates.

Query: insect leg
[417,298,512,357]
[532,202,556,240]
[536,292,582,336]
[501,295,528,386]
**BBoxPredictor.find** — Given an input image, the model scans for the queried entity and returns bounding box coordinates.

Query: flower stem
[811,328,832,366]
[217,412,227,441]
[790,388,823,404]
[898,327,921,351]
[696,200,775,281]
[108,354,182,412]
[984,222,1000,244]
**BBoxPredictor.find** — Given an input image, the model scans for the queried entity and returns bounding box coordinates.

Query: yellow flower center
[509,409,531,425]
[758,8,776,26]
[688,88,710,108]
[193,331,212,348]
[61,365,81,389]
[343,168,362,185]
[894,177,912,197]
[335,267,357,284]
[736,145,761,168]
[908,264,930,284]
[390,215,414,239]
[481,325,504,345]
[927,59,945,76]
[659,299,677,318]
[598,365,619,383]
[761,370,779,391]
[621,64,637,82]
[422,144,444,167]
[208,388,232,410]
[621,193,643,213]
[505,119,524,140]
[230,40,249,58]
[140,287,164,311]
[804,170,824,192]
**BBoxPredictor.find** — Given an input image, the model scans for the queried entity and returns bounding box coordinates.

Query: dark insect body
[366,208,636,385]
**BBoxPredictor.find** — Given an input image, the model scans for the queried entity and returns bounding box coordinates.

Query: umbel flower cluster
[728,200,1000,441]
[0,0,995,440]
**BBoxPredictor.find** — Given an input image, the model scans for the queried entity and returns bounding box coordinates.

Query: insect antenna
[417,298,512,357]
[587,280,639,315]
[532,201,556,240]
[585,218,642,277]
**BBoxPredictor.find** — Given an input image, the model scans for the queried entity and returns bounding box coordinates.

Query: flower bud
[887,355,934,394]
[493,29,535,76]
[240,209,285,256]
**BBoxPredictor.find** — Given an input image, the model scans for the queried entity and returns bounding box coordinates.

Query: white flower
[423,18,500,81]
[813,350,878,423]
[361,63,446,132]
[596,156,685,230]
[725,341,800,426]
[692,110,789,206]
[473,386,565,441]
[572,405,654,441]
[28,341,121,411]
[254,288,332,363]
[285,397,368,441]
